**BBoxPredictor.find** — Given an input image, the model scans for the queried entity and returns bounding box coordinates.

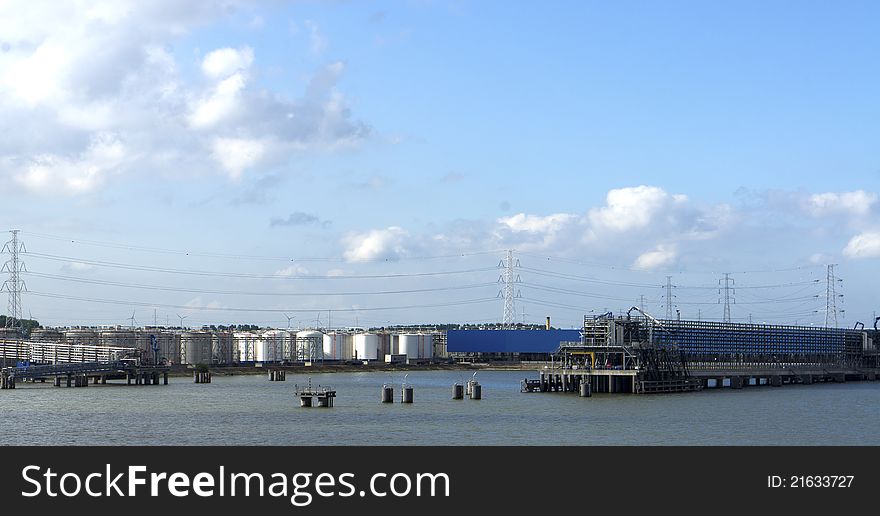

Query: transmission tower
[498,250,521,328]
[824,264,843,328]
[718,273,735,323]
[662,276,676,319]
[1,230,27,334]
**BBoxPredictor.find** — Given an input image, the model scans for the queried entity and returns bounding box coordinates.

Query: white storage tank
[64,328,99,346]
[353,333,380,361]
[135,330,179,364]
[421,333,434,359]
[234,332,260,362]
[180,331,213,365]
[212,331,234,364]
[100,329,137,348]
[398,334,434,359]
[296,330,324,361]
[322,332,352,360]
[259,330,290,363]
[29,328,64,342]
[0,327,22,340]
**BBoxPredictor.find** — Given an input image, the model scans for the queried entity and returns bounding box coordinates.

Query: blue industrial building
[446,329,581,359]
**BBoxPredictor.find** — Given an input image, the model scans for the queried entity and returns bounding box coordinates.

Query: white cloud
[0,2,369,196]
[588,185,685,233]
[342,226,409,263]
[805,190,877,217]
[189,72,247,129]
[60,261,96,273]
[498,213,576,234]
[633,244,677,270]
[842,231,880,258]
[275,264,310,277]
[184,297,224,311]
[303,20,326,55]
[201,47,253,79]
[211,137,266,180]
[12,133,127,195]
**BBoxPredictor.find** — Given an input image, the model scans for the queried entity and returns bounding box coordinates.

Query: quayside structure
[527,308,879,395]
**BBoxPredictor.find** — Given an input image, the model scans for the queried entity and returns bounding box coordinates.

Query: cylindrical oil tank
[378,333,392,357]
[29,328,64,342]
[296,330,324,361]
[212,331,234,364]
[99,329,137,348]
[398,334,434,359]
[234,332,259,362]
[353,333,379,361]
[0,327,23,340]
[136,331,179,364]
[261,330,291,363]
[180,331,213,365]
[322,332,352,360]
[421,333,434,360]
[64,328,99,346]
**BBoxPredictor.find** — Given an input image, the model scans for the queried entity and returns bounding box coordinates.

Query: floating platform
[294,379,336,407]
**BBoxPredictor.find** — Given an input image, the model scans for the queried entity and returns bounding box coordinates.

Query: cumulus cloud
[200,46,254,79]
[804,190,877,217]
[842,231,880,258]
[211,137,266,180]
[11,133,127,195]
[0,1,369,196]
[587,185,688,233]
[633,244,678,270]
[342,226,410,262]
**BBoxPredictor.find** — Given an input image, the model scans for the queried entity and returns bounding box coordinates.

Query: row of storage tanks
[24,328,438,364]
[235,331,436,362]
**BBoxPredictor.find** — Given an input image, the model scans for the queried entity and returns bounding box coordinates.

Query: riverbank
[167,361,542,377]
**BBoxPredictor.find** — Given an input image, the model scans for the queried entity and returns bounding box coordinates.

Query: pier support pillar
[730,376,743,389]
[101,376,106,385]
[66,375,72,388]
[163,372,168,385]
[800,374,813,385]
[54,376,61,387]
[833,373,846,383]
[770,376,782,387]
[868,372,877,381]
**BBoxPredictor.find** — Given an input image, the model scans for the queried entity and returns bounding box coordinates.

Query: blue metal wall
[446,329,581,353]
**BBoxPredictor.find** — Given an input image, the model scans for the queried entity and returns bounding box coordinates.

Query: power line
[27,291,499,314]
[26,252,496,280]
[21,231,504,263]
[23,271,497,297]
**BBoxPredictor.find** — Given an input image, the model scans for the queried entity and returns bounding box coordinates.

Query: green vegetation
[0,316,40,337]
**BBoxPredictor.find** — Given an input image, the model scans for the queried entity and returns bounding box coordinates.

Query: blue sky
[0,1,878,328]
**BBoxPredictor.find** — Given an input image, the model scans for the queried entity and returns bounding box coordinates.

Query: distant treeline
[0,316,41,336]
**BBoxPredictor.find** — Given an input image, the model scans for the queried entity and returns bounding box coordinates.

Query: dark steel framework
[651,319,864,370]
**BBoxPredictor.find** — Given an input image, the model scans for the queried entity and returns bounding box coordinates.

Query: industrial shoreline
[169,361,535,378]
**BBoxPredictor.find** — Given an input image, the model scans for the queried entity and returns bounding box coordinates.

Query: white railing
[0,340,134,364]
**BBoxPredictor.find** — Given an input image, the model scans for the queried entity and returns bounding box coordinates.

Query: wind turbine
[128,310,137,329]
[284,313,295,329]
[176,313,188,329]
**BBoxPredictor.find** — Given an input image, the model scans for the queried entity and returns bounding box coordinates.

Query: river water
[2,370,877,445]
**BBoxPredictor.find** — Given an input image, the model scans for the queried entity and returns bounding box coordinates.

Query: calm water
[1,370,878,446]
